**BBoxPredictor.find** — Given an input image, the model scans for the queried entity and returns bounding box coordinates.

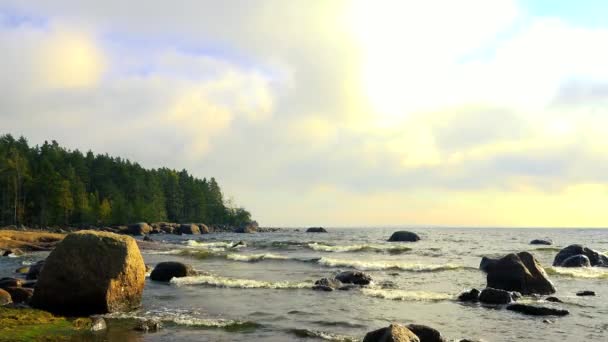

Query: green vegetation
[0,134,252,227]
[0,307,90,342]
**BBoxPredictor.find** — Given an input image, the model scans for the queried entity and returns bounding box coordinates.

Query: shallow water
[2,228,607,341]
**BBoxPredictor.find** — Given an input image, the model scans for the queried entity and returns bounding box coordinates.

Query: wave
[361,288,454,301]
[185,240,245,251]
[226,253,290,262]
[170,274,313,289]
[317,257,469,272]
[545,266,608,279]
[142,249,185,255]
[307,243,411,254]
[288,328,358,341]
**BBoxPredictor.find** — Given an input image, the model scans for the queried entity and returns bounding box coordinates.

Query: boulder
[546,296,563,303]
[363,323,421,342]
[458,288,480,302]
[479,288,515,305]
[506,304,569,316]
[0,277,23,289]
[134,318,162,332]
[530,239,553,245]
[5,287,33,304]
[482,252,555,295]
[26,260,44,280]
[561,255,591,268]
[160,225,175,234]
[150,262,197,282]
[31,231,146,316]
[407,324,446,342]
[479,257,496,273]
[127,223,152,236]
[235,223,257,233]
[388,231,421,242]
[306,227,327,233]
[91,317,107,332]
[177,224,201,235]
[576,290,596,297]
[335,271,372,285]
[198,224,210,234]
[0,289,12,306]
[313,278,343,291]
[553,244,608,267]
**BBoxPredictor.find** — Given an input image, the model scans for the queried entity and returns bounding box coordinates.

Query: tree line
[0,134,252,227]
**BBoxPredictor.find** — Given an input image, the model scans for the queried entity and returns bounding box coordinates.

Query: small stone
[576,290,596,297]
[134,318,162,332]
[90,317,107,331]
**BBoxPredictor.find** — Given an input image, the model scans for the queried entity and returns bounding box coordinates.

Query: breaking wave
[226,253,290,262]
[170,274,313,289]
[361,288,454,301]
[307,242,411,254]
[287,328,358,341]
[545,266,608,279]
[317,257,469,272]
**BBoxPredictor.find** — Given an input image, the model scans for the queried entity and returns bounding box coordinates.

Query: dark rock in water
[0,289,12,306]
[335,271,372,285]
[506,304,569,316]
[230,241,246,249]
[127,222,152,236]
[482,252,555,295]
[312,285,334,292]
[561,255,591,268]
[198,224,210,234]
[306,227,327,233]
[546,296,563,303]
[21,281,36,288]
[479,257,496,273]
[4,287,33,304]
[314,277,342,289]
[150,261,197,282]
[91,317,107,332]
[576,290,596,297]
[553,244,608,267]
[0,277,23,289]
[143,235,152,241]
[407,324,447,342]
[134,318,162,332]
[363,323,421,342]
[235,223,257,233]
[530,239,553,245]
[458,288,480,302]
[479,288,515,304]
[177,224,201,235]
[31,230,146,316]
[26,260,44,280]
[388,231,420,242]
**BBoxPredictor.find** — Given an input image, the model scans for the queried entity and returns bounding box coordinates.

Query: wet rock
[561,255,591,268]
[388,231,421,242]
[363,323,421,342]
[407,324,447,342]
[0,277,23,289]
[134,318,162,332]
[458,288,480,302]
[482,252,555,295]
[335,271,372,285]
[479,257,496,273]
[506,304,569,316]
[4,287,33,304]
[198,224,210,234]
[143,235,152,241]
[26,261,44,280]
[90,317,107,332]
[530,239,553,245]
[0,289,12,305]
[177,224,201,235]
[337,284,359,291]
[150,261,197,282]
[235,223,257,233]
[127,222,152,236]
[553,244,608,267]
[479,288,515,305]
[313,278,342,291]
[576,290,596,297]
[546,296,563,303]
[3,248,24,257]
[306,227,327,233]
[31,230,146,316]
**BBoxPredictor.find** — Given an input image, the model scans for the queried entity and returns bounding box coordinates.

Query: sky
[1,0,607,227]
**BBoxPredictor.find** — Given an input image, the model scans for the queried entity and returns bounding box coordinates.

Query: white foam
[545,266,608,279]
[226,253,290,262]
[171,274,313,289]
[317,257,466,272]
[361,288,454,301]
[307,243,411,253]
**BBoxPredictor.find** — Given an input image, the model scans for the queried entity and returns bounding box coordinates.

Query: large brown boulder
[364,323,421,342]
[127,223,152,236]
[31,231,146,316]
[177,224,200,235]
[482,252,555,295]
[198,224,210,234]
[0,289,12,305]
[407,325,447,342]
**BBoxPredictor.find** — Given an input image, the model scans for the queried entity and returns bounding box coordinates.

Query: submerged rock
[553,244,608,267]
[479,288,516,305]
[576,290,596,297]
[306,227,328,233]
[407,324,447,342]
[482,252,555,295]
[388,231,421,242]
[363,323,421,342]
[127,222,152,236]
[31,230,146,316]
[15,266,29,274]
[530,239,553,245]
[458,288,480,302]
[506,304,569,316]
[335,271,372,285]
[150,261,197,282]
[561,255,591,268]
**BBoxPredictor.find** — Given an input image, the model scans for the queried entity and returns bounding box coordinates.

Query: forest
[0,134,252,227]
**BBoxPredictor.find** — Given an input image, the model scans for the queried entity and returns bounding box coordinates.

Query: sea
[2,227,608,341]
